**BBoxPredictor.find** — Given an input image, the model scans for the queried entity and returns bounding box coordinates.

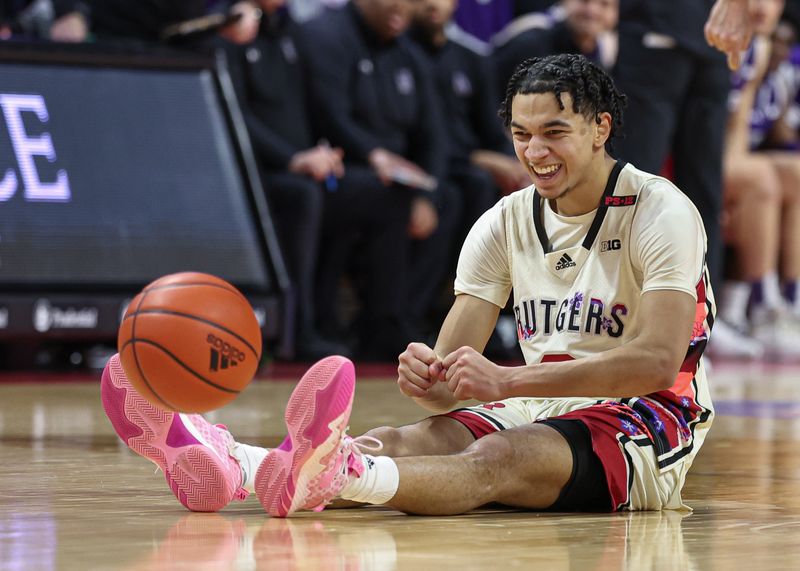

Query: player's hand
[408,197,438,239]
[288,146,345,182]
[442,346,510,402]
[705,0,753,70]
[398,342,446,398]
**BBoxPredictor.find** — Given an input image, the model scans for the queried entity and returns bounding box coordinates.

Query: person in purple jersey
[728,10,800,149]
[719,0,800,358]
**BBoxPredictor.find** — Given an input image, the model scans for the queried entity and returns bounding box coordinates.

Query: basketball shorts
[441,396,711,511]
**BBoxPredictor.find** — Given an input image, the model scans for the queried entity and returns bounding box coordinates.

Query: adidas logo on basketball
[555,253,576,271]
[206,333,245,372]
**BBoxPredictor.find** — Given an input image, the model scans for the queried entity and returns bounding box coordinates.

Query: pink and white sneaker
[100,354,248,512]
[254,355,357,517]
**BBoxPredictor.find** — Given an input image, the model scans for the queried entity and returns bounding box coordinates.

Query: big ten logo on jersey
[601,239,622,252]
[1,94,71,203]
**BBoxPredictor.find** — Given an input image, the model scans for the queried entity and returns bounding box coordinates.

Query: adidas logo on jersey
[555,253,577,271]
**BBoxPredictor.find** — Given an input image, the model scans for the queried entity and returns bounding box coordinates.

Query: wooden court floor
[2,360,800,570]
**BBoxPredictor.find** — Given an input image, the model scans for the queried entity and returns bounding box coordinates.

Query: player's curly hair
[499,54,627,147]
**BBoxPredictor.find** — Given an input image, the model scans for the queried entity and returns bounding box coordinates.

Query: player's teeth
[533,164,559,175]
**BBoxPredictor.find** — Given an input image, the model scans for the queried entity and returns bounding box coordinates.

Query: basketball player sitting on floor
[102,54,714,514]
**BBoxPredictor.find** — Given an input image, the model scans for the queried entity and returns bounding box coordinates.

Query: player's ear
[594,112,612,148]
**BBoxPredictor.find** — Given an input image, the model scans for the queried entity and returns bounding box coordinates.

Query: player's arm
[400,293,500,413]
[444,180,705,401]
[398,199,510,411]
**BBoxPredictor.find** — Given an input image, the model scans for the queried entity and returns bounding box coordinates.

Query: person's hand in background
[705,0,754,69]
[218,1,262,45]
[49,11,89,42]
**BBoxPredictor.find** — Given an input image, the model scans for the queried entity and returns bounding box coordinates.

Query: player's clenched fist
[442,346,511,402]
[397,342,446,398]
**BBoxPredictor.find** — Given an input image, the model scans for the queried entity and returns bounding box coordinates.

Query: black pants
[409,162,498,327]
[315,165,414,358]
[613,32,729,292]
[261,171,324,334]
[448,162,499,251]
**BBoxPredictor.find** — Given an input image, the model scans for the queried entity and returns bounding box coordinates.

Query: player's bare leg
[326,416,477,509]
[292,419,573,516]
[384,423,572,515]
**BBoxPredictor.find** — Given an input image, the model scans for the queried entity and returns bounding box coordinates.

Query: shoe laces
[308,433,384,512]
[343,434,383,477]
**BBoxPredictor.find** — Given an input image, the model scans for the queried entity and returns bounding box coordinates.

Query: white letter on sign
[0,94,71,202]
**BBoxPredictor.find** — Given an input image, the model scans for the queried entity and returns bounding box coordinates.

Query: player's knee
[449,435,517,500]
[363,416,469,457]
[362,425,406,456]
[464,433,516,467]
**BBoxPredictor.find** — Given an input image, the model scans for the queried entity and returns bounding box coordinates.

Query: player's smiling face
[510,92,610,205]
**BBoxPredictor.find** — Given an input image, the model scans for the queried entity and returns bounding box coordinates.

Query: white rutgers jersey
[456,161,713,367]
[455,161,716,508]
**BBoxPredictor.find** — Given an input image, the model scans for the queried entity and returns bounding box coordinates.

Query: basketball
[117,272,262,413]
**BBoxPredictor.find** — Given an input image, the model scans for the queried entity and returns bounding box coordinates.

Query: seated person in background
[717,1,800,359]
[408,0,529,333]
[86,0,257,48]
[750,14,800,327]
[0,0,90,42]
[492,0,619,98]
[222,0,349,360]
[299,0,451,360]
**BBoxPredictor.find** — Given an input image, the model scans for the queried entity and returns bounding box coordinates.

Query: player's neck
[552,154,617,217]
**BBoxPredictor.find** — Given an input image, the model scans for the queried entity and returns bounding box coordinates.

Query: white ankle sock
[339,455,399,505]
[753,272,783,309]
[720,281,751,327]
[232,442,270,493]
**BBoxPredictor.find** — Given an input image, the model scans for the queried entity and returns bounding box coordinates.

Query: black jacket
[412,29,512,165]
[492,20,602,100]
[224,11,314,169]
[618,0,722,60]
[298,3,447,180]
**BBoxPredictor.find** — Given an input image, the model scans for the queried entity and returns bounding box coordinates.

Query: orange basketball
[117,272,262,413]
